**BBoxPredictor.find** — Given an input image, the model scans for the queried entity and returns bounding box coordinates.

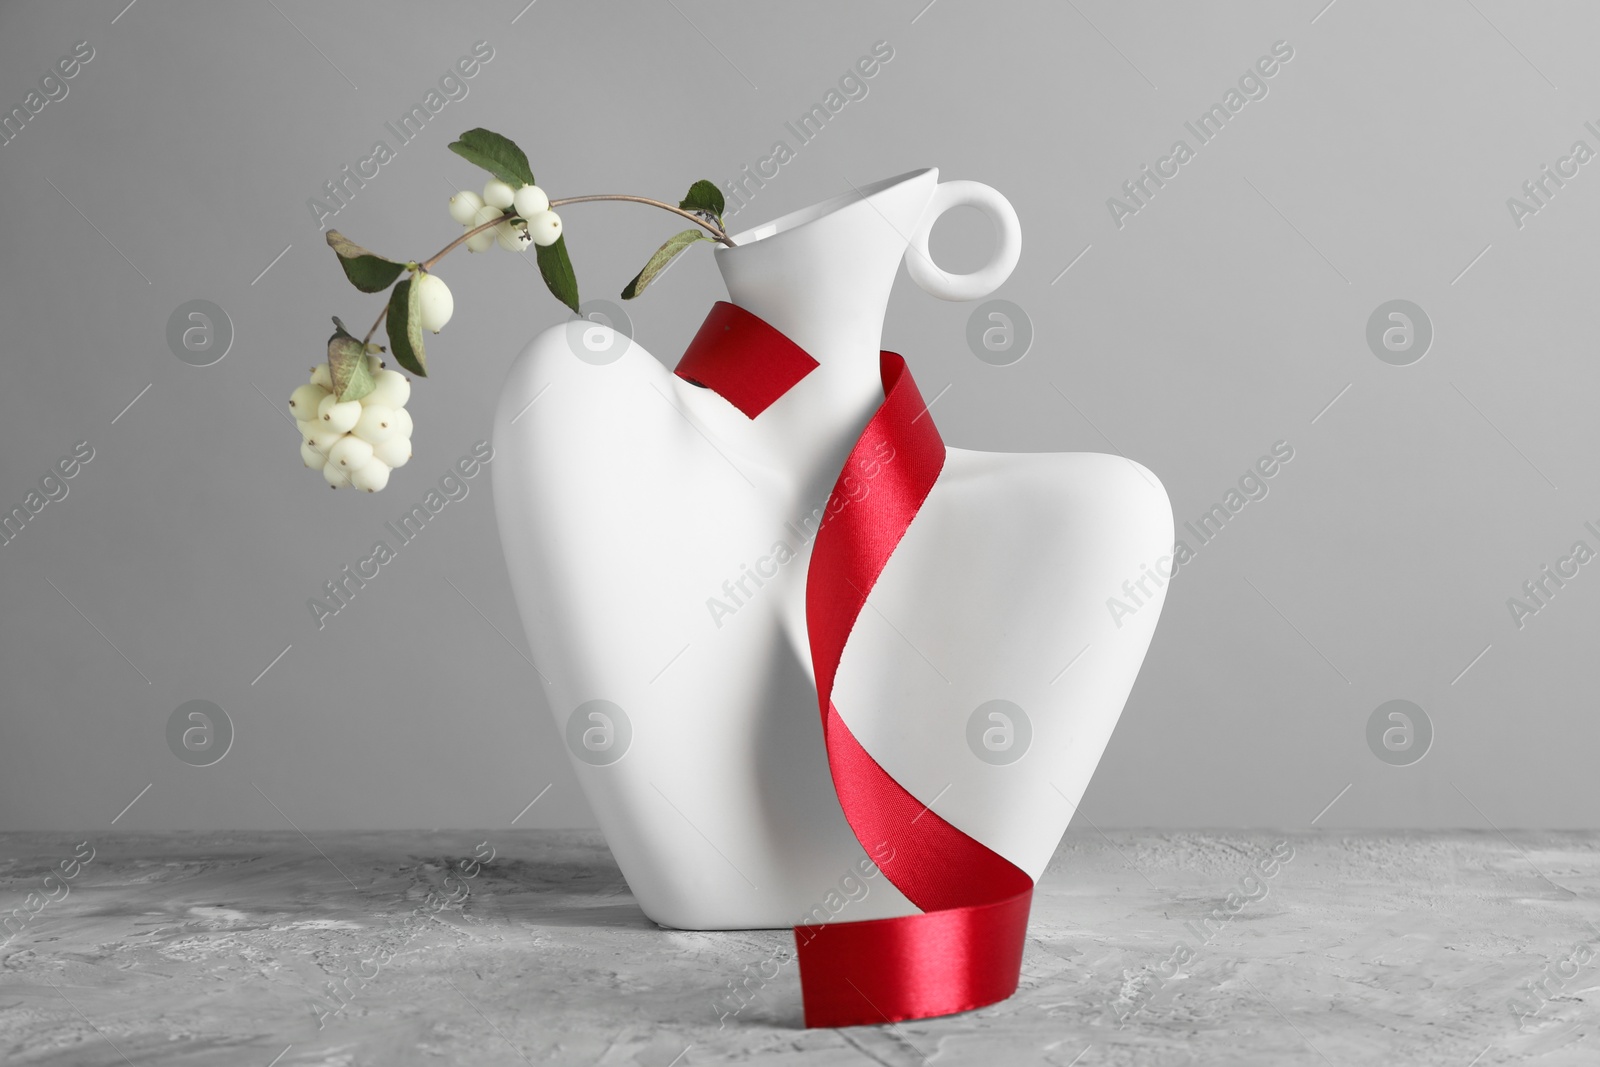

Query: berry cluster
[448,179,562,254]
[301,127,729,496]
[288,357,413,491]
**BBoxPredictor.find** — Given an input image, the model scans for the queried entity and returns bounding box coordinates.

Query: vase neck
[718,275,890,394]
[707,170,940,478]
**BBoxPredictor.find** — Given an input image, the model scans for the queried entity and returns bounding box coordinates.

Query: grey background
[1,0,1593,832]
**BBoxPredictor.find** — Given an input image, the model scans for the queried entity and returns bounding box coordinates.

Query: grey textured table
[1,831,1596,1065]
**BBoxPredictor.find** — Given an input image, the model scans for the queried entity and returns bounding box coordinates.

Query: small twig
[549,194,735,246]
[361,305,388,348]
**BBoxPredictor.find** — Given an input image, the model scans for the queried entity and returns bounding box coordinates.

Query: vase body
[490,169,1173,929]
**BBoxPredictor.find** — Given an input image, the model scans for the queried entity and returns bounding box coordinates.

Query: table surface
[1,830,1596,1066]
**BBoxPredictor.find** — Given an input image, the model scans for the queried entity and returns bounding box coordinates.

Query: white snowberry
[297,419,320,443]
[350,459,392,493]
[310,364,332,389]
[483,179,516,210]
[513,184,549,218]
[373,436,412,469]
[390,406,414,440]
[465,204,501,253]
[317,393,362,434]
[300,441,325,469]
[304,424,343,454]
[366,368,411,409]
[353,404,400,444]
[526,209,562,246]
[449,189,484,224]
[327,435,375,472]
[496,219,532,252]
[365,353,385,374]
[415,272,454,333]
[323,462,352,489]
[289,384,328,420]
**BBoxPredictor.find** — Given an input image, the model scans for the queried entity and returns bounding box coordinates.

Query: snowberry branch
[357,196,732,347]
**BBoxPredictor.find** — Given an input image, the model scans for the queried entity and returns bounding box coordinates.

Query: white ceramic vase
[491,168,1173,930]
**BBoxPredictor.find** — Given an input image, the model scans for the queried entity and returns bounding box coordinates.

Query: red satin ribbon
[675,300,820,418]
[675,302,1034,1028]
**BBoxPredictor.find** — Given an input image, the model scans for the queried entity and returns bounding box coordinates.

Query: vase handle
[905,180,1022,302]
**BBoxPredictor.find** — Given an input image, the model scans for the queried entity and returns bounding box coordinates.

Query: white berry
[304,424,343,454]
[365,353,385,374]
[483,179,516,210]
[289,384,328,420]
[323,462,351,489]
[513,184,549,218]
[449,189,484,224]
[350,459,392,493]
[300,441,325,469]
[465,204,501,253]
[367,368,411,408]
[496,219,532,252]
[328,434,374,472]
[526,210,562,246]
[353,404,400,444]
[390,406,414,440]
[297,418,320,443]
[317,393,361,434]
[310,364,332,389]
[373,436,412,469]
[415,272,454,333]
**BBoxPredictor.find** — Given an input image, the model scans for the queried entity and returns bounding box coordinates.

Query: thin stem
[549,194,736,246]
[362,304,387,348]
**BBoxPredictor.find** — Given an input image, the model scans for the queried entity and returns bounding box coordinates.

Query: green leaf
[325,231,407,293]
[327,317,376,402]
[536,235,580,313]
[621,229,710,300]
[385,279,428,378]
[679,180,725,219]
[448,128,535,187]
